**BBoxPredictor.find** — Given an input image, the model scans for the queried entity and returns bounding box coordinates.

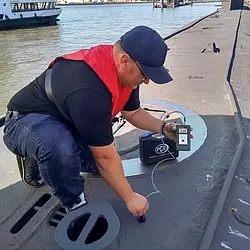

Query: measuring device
[176,125,191,151]
[139,132,179,165]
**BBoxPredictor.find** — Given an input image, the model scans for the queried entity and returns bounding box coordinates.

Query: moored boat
[0,0,62,31]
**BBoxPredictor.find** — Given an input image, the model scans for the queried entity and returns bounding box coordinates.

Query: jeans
[3,113,99,207]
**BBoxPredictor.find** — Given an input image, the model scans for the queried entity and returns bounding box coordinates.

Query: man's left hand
[163,122,194,141]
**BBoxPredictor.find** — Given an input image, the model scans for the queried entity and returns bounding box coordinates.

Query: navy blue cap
[120,26,172,84]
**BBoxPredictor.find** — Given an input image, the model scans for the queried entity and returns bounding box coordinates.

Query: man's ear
[120,54,130,69]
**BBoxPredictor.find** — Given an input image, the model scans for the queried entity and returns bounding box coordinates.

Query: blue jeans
[3,113,99,207]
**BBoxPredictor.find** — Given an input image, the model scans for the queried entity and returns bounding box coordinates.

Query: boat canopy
[10,0,56,3]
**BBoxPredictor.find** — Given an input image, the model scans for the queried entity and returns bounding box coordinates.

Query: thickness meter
[176,125,191,151]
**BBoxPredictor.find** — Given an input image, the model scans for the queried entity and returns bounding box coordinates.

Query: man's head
[113,26,172,89]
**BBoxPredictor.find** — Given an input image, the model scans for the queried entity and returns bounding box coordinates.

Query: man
[3,26,175,217]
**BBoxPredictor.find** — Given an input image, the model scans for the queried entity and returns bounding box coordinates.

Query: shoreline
[56,1,152,6]
[55,1,221,6]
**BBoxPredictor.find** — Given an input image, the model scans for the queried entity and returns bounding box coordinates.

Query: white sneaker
[66,192,88,212]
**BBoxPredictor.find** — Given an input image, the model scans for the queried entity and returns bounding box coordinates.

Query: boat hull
[0,14,60,31]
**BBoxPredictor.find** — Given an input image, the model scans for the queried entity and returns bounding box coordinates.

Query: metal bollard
[55,201,120,250]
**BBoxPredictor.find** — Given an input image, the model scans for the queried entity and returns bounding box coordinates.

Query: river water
[0,3,220,115]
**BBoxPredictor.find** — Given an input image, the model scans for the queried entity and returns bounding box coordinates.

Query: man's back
[7,59,139,146]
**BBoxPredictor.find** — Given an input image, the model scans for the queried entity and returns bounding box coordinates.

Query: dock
[153,0,222,8]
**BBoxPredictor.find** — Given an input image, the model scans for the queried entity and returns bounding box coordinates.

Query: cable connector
[164,111,186,124]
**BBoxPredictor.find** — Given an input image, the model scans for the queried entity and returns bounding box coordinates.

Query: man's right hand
[125,192,149,216]
[90,143,149,217]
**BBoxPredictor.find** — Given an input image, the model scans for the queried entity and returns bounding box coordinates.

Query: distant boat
[0,0,62,31]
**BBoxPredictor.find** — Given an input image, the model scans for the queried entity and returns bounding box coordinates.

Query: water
[0,3,220,115]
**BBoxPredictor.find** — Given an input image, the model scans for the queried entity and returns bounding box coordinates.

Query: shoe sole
[16,156,42,188]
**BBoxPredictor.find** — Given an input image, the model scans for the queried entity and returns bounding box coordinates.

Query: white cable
[146,136,176,199]
[145,110,187,200]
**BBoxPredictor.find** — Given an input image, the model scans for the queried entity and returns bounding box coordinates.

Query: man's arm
[90,143,133,201]
[89,143,149,217]
[121,86,164,135]
[121,86,176,138]
[121,108,178,140]
[121,107,162,133]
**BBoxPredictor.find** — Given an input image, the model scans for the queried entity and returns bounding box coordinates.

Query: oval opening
[85,216,108,244]
[67,213,91,241]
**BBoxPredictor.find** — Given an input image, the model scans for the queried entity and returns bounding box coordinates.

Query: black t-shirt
[7,59,140,146]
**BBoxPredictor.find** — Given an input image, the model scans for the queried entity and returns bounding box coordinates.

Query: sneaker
[66,193,89,240]
[66,192,88,213]
[16,156,42,188]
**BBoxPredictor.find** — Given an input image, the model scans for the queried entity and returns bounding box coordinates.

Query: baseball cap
[120,26,172,84]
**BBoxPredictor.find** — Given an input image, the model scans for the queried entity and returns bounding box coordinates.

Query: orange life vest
[49,45,132,118]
